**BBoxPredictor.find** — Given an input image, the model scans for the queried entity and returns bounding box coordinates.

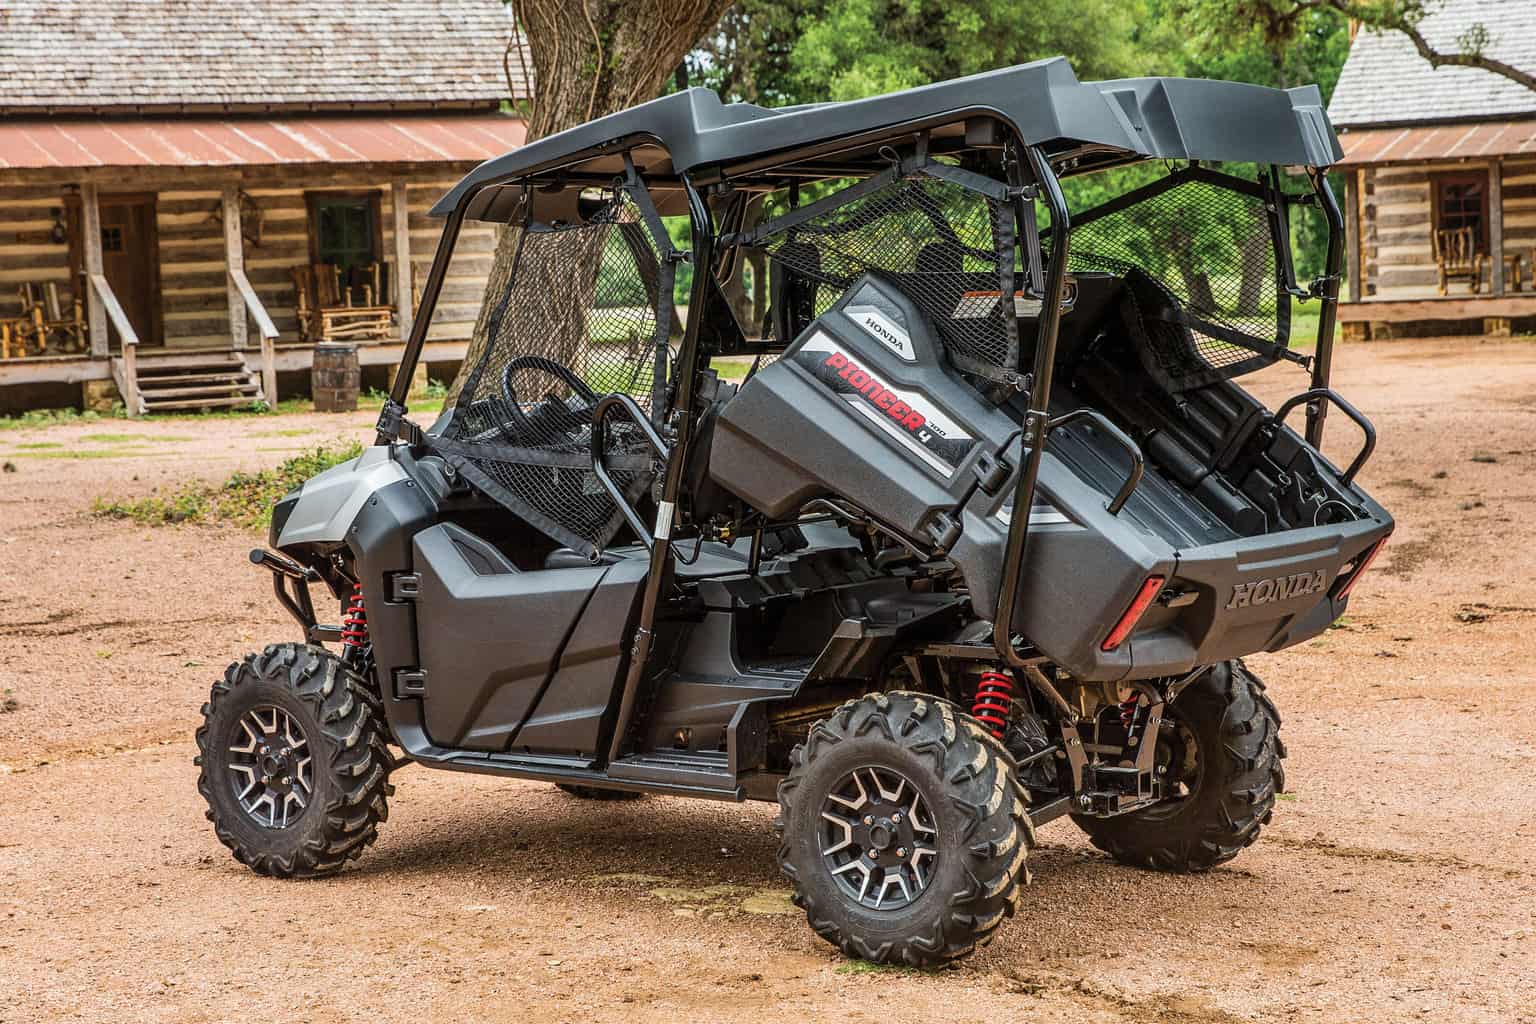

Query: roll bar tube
[603,177,715,766]
[993,145,1072,673]
[1306,168,1346,449]
[375,202,466,444]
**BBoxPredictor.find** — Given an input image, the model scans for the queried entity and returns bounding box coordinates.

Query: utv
[198,58,1392,965]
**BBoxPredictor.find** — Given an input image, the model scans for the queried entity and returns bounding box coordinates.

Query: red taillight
[1102,576,1165,652]
[1334,536,1389,601]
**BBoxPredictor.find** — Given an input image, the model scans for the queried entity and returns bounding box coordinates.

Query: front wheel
[1073,659,1285,872]
[195,644,393,877]
[776,692,1031,966]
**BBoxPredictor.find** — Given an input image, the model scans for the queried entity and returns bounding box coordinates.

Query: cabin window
[307,192,381,269]
[1432,171,1489,249]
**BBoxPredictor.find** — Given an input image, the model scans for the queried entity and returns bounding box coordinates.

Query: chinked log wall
[0,171,498,348]
[1357,157,1536,301]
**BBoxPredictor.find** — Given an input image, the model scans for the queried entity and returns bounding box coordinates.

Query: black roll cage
[376,113,1346,764]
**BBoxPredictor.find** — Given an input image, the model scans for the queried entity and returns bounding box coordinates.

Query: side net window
[1067,169,1291,391]
[747,165,1023,386]
[434,187,676,556]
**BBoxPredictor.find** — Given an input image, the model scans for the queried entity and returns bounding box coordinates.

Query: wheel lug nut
[863,815,874,826]
[892,812,902,823]
[897,847,907,857]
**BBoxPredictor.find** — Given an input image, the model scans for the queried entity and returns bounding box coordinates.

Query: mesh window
[435,191,674,554]
[1067,172,1290,388]
[754,171,1017,378]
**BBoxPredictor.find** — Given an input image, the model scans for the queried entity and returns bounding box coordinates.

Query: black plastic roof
[432,57,1343,216]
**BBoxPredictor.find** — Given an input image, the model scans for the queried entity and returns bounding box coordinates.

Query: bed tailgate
[1123,515,1393,677]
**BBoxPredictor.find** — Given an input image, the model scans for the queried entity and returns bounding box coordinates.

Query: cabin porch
[0,114,521,415]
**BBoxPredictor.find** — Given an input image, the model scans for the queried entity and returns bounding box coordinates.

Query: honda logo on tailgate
[1226,570,1328,609]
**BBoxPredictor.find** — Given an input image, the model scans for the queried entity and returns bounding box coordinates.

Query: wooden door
[67,192,163,349]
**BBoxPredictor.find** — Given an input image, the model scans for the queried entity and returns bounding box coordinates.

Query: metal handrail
[1045,408,1145,516]
[1269,387,1376,486]
[590,392,672,550]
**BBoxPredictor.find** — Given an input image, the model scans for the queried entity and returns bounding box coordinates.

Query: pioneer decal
[793,332,976,474]
[844,305,915,361]
[1226,570,1328,609]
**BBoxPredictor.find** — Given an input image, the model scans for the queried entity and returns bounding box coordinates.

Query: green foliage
[690,0,1172,105]
[93,441,364,529]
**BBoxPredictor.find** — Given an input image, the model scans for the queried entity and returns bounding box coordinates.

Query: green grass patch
[0,407,115,431]
[0,397,319,432]
[257,427,324,438]
[79,432,151,444]
[8,447,156,460]
[93,440,364,528]
[13,441,63,450]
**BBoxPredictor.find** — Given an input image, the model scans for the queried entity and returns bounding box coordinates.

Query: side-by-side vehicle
[197,58,1392,964]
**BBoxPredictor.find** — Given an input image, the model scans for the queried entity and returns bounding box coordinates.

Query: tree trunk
[454,0,732,403]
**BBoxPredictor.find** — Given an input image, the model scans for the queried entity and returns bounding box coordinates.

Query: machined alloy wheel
[819,766,938,910]
[196,643,393,878]
[777,692,1031,966]
[226,705,314,829]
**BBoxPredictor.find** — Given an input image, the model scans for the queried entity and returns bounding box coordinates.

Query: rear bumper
[1123,516,1392,678]
[953,449,1393,682]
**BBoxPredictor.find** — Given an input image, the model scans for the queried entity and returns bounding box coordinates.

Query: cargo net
[436,191,673,555]
[753,170,1017,380]
[1067,172,1290,391]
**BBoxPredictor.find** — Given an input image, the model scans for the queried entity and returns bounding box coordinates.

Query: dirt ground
[2,337,1534,1024]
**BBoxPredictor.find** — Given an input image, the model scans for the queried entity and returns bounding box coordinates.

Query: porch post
[391,178,414,342]
[222,185,248,349]
[81,182,109,357]
[1489,158,1505,296]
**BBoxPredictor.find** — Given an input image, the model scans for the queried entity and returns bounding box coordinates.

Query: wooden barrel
[311,344,360,413]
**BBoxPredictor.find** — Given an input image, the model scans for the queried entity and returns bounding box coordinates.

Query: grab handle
[1270,387,1376,485]
[591,393,671,549]
[1045,408,1145,516]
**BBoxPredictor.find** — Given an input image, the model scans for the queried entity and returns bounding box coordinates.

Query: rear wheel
[776,692,1031,966]
[196,644,393,878]
[1073,659,1284,872]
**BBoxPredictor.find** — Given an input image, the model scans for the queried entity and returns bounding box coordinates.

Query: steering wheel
[497,355,600,443]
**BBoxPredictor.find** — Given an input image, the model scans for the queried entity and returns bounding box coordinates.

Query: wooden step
[141,395,264,411]
[138,382,261,400]
[135,371,252,386]
[129,354,246,371]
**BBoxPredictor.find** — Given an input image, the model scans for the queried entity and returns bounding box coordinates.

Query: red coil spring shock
[972,670,1015,739]
[341,583,368,650]
[1119,693,1140,729]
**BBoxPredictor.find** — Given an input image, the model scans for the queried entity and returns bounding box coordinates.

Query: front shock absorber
[971,670,1015,739]
[341,582,368,651]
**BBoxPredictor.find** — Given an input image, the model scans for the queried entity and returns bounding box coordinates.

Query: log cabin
[0,0,528,414]
[1330,0,1536,339]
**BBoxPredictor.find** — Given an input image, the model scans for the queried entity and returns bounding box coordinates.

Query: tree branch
[1325,0,1536,93]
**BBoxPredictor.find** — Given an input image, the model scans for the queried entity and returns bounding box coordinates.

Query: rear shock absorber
[1119,693,1140,730]
[972,670,1015,739]
[341,582,368,650]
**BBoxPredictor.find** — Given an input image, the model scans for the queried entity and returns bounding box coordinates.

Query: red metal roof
[1336,120,1536,166]
[0,114,526,170]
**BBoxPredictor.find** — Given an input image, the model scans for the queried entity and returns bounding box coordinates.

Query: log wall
[1358,158,1532,301]
[0,170,498,349]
